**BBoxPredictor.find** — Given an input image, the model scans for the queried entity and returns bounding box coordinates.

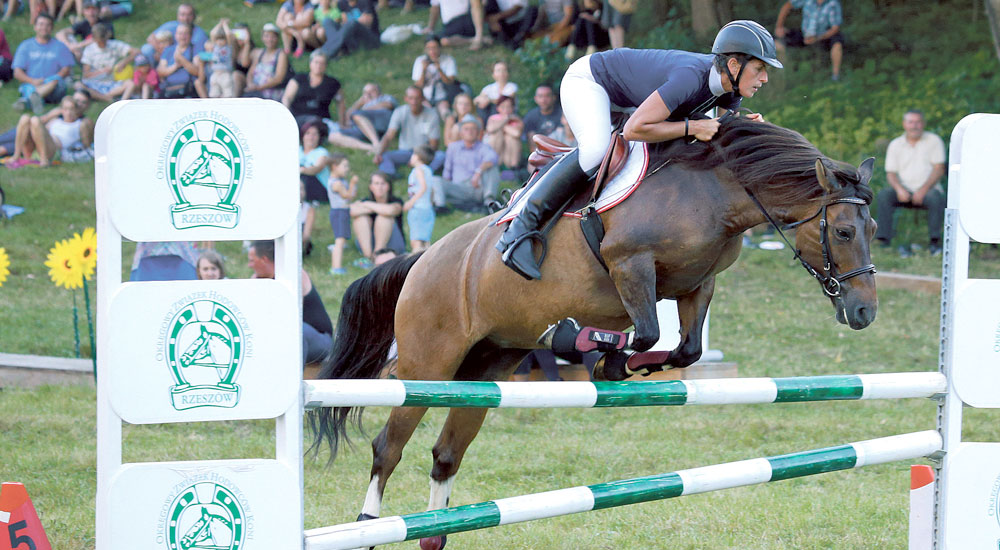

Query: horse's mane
[653,116,873,205]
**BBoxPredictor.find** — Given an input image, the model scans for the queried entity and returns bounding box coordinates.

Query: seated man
[55,0,110,61]
[156,23,206,98]
[78,22,137,102]
[484,0,536,49]
[142,2,207,60]
[373,85,446,177]
[775,0,844,80]
[875,109,946,257]
[437,114,500,213]
[12,13,75,113]
[317,0,381,58]
[328,82,398,152]
[248,240,333,365]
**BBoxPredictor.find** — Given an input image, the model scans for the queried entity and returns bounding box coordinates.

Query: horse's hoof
[419,535,447,550]
[593,351,629,381]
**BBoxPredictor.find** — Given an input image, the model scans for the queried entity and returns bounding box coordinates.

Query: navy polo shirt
[588,48,741,121]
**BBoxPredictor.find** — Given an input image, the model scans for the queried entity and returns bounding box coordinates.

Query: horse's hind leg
[419,346,527,550]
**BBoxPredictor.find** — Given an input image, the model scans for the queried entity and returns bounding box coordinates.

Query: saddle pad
[496,141,649,226]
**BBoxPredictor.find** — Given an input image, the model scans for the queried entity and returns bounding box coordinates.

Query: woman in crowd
[276,0,315,57]
[349,170,406,269]
[299,118,332,256]
[243,22,289,101]
[8,95,92,169]
[483,94,523,171]
[196,249,226,280]
[232,22,255,97]
[443,92,476,146]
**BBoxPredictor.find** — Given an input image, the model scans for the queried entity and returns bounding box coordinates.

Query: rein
[744,191,876,298]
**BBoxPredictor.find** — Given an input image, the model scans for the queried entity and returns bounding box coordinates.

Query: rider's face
[734,59,768,98]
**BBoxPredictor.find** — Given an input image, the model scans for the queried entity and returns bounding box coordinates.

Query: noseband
[746,194,877,298]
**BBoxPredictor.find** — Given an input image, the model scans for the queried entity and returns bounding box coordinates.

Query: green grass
[3,2,1000,548]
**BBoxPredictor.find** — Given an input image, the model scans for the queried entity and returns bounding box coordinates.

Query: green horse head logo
[166,482,245,550]
[166,120,245,230]
[166,299,244,411]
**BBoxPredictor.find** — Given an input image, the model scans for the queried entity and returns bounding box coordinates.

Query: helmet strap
[726,57,750,98]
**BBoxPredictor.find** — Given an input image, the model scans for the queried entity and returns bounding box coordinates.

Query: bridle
[745,192,877,298]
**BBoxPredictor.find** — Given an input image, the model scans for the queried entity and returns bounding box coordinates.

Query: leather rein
[744,191,877,298]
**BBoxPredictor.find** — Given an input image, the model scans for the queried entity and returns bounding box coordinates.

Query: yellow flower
[45,239,85,290]
[0,247,9,287]
[69,227,97,280]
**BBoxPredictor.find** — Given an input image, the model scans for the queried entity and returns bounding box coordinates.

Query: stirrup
[500,230,548,280]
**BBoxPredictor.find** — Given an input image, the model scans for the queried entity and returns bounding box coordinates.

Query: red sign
[0,483,51,550]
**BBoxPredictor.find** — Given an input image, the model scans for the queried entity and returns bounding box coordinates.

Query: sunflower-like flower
[45,238,85,290]
[0,247,9,287]
[69,227,97,280]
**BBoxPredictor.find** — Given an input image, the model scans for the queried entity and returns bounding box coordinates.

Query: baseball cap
[262,22,279,33]
[460,114,482,129]
[134,54,150,66]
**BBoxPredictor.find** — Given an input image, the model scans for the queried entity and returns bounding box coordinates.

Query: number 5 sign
[0,483,50,550]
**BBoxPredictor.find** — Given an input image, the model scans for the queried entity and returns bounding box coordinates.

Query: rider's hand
[692,118,720,141]
[745,112,765,123]
[895,188,912,203]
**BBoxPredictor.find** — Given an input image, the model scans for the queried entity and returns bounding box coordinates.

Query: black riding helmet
[712,20,783,97]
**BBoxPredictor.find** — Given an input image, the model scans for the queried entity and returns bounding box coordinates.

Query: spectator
[443,92,477,146]
[548,112,576,147]
[196,249,226,280]
[98,0,133,20]
[130,241,199,281]
[149,29,174,67]
[483,94,523,171]
[404,145,436,252]
[425,0,488,50]
[200,19,237,98]
[311,0,341,50]
[439,114,500,212]
[56,0,83,21]
[522,83,561,150]
[55,0,109,61]
[276,0,315,57]
[78,22,137,102]
[565,0,606,60]
[527,0,574,46]
[243,22,289,101]
[484,0,535,49]
[0,88,89,158]
[143,3,207,61]
[12,13,75,114]
[231,22,254,96]
[0,28,12,85]
[373,247,398,266]
[8,95,93,169]
[327,153,358,275]
[601,0,632,50]
[775,0,843,80]
[473,60,517,118]
[157,23,205,98]
[328,81,397,153]
[281,51,342,128]
[2,0,19,21]
[875,110,946,257]
[298,118,331,255]
[412,35,462,119]
[248,240,333,365]
[350,171,406,268]
[374,85,446,177]
[317,0,381,58]
[122,54,157,99]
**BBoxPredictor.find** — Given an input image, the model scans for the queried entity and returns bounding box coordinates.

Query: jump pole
[304,372,946,409]
[305,431,942,550]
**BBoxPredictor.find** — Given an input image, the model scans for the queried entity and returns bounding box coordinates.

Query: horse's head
[793,157,878,330]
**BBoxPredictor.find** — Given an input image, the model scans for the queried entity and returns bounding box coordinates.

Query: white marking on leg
[427,475,456,511]
[361,474,382,518]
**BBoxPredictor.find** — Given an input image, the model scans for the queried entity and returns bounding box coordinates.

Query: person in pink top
[0,28,12,84]
[123,54,158,99]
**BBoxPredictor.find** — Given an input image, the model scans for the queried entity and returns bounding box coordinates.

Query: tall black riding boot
[495,150,588,280]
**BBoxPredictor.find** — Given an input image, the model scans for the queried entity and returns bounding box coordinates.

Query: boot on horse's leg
[495,150,588,280]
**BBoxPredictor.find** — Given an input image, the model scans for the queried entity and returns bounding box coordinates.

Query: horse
[309,115,878,550]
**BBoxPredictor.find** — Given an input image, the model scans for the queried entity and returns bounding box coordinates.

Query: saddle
[528,133,631,212]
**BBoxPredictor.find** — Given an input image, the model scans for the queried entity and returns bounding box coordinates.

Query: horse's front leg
[607,251,660,352]
[626,277,715,374]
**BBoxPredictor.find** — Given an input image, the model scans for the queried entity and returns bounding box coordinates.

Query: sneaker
[897,245,913,258]
[28,92,43,115]
[12,98,27,112]
[352,257,374,269]
[329,267,347,275]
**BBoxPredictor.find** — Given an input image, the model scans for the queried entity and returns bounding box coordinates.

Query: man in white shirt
[875,109,946,256]
[424,0,487,49]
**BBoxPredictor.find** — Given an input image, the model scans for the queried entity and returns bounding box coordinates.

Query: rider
[495,20,783,280]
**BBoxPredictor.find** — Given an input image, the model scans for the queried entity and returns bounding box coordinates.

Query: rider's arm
[623,91,717,143]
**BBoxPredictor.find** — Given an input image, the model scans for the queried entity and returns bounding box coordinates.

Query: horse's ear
[815,158,838,194]
[857,157,876,186]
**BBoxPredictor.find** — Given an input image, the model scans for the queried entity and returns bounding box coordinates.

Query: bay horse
[310,115,877,549]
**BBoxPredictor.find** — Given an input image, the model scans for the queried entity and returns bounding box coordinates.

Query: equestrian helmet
[712,20,783,68]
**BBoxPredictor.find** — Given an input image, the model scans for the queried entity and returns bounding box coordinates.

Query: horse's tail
[307,251,425,462]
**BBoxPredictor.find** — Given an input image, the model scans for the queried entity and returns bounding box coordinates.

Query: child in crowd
[123,54,158,99]
[205,19,236,98]
[196,249,226,280]
[327,154,358,275]
[404,145,435,252]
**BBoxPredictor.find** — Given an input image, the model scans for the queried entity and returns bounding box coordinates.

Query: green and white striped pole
[304,430,942,550]
[304,372,946,409]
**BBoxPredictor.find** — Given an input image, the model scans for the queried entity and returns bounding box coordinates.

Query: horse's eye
[835,228,853,241]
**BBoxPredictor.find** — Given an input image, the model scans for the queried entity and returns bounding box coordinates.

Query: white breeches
[561,55,614,173]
